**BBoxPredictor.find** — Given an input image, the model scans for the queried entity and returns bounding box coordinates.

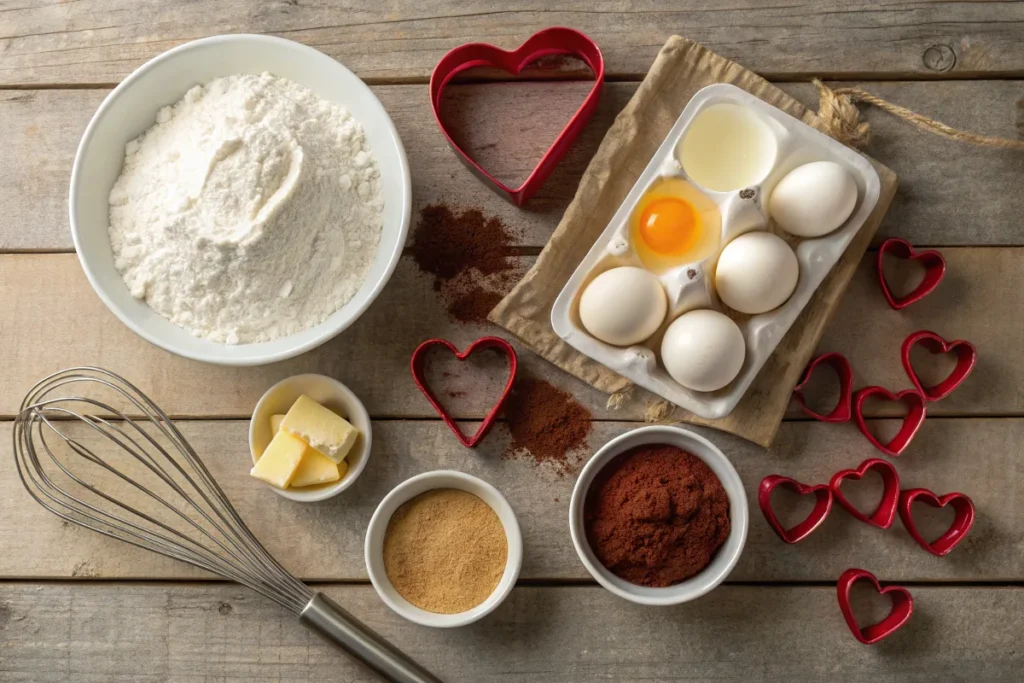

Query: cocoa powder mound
[411,204,521,324]
[502,376,593,476]
[412,205,515,280]
[584,444,731,588]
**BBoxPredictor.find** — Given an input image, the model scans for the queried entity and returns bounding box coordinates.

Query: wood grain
[2,582,1022,682]
[1,4,1021,676]
[2,418,1019,581]
[3,80,1023,251]
[0,250,1017,421]
[1,2,1023,86]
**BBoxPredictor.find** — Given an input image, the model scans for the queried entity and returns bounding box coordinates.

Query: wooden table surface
[2,2,1023,681]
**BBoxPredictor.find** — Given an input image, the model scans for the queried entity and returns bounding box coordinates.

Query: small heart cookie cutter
[901,330,977,402]
[758,475,833,544]
[410,336,518,448]
[429,26,604,206]
[898,488,976,557]
[877,237,946,310]
[837,568,914,645]
[829,458,900,529]
[792,352,854,422]
[853,386,927,457]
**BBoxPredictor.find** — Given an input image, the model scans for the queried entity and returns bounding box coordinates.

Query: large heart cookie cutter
[877,237,946,310]
[898,488,975,557]
[410,336,518,448]
[758,475,833,544]
[901,330,977,402]
[836,568,914,645]
[429,27,604,206]
[829,458,900,529]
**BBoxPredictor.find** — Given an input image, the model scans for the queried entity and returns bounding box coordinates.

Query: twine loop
[814,79,1024,151]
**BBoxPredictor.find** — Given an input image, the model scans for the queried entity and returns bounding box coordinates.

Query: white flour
[108,72,383,344]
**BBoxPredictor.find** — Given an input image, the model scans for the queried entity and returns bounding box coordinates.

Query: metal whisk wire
[14,367,311,612]
[13,367,441,683]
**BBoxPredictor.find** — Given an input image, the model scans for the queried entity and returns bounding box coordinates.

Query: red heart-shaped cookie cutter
[410,336,518,448]
[792,352,854,422]
[837,568,914,645]
[853,387,927,457]
[898,488,975,557]
[758,475,833,544]
[901,330,977,402]
[829,458,900,529]
[429,27,604,206]
[876,237,946,310]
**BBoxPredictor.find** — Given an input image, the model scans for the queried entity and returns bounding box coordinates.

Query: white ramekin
[569,425,748,605]
[248,374,371,502]
[365,470,523,627]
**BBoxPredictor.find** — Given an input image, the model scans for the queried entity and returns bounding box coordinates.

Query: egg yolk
[638,197,701,255]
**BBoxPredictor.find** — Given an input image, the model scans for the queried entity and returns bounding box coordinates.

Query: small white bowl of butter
[249,374,371,502]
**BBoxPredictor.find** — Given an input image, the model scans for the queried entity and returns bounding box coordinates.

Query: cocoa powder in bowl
[583,444,731,588]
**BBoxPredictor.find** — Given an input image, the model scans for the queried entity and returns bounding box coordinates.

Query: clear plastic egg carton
[551,83,881,419]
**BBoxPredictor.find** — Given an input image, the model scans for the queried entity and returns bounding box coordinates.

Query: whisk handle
[300,593,444,683]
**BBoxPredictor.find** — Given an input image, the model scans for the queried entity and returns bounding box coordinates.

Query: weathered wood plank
[3,80,1023,251]
[2,582,1022,682]
[0,250,1017,420]
[2,418,1019,581]
[1,1,1023,86]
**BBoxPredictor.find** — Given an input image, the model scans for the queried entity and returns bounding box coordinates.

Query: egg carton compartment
[551,83,881,420]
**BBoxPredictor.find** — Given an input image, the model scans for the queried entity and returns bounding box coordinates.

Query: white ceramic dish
[364,470,523,628]
[249,374,371,502]
[569,425,748,606]
[551,83,881,419]
[70,34,411,366]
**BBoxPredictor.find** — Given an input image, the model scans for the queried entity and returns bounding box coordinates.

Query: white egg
[769,161,858,238]
[715,232,799,314]
[660,309,745,392]
[578,266,667,346]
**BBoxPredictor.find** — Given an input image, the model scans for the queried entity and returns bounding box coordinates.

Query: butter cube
[250,430,306,489]
[280,395,358,464]
[270,414,286,434]
[292,453,347,488]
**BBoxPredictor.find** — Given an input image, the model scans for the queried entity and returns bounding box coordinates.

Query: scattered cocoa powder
[448,289,504,325]
[412,205,516,279]
[502,376,593,476]
[584,444,731,588]
[411,204,521,324]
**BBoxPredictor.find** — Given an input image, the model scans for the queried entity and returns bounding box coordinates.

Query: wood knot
[922,45,956,72]
[218,602,233,615]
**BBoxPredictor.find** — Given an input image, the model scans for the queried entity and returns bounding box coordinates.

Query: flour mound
[108,72,384,344]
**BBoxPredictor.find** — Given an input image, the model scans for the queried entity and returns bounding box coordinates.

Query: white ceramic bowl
[70,34,411,365]
[569,425,748,605]
[365,470,523,628]
[249,374,371,502]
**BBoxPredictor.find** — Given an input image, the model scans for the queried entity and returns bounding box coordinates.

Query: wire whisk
[13,367,441,683]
